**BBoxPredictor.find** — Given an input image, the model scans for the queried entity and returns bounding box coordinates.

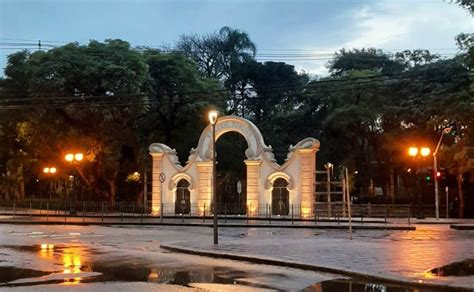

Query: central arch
[195,115,274,161]
[193,116,275,215]
[215,131,247,214]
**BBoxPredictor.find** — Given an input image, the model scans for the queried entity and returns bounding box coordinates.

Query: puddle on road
[0,244,275,289]
[0,244,467,291]
[429,259,474,277]
[304,279,451,292]
[80,263,257,287]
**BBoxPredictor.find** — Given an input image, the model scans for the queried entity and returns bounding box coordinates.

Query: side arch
[265,172,294,190]
[169,173,194,190]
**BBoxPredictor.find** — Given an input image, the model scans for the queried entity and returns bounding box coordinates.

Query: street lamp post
[43,167,57,200]
[408,146,430,218]
[324,162,333,217]
[65,153,84,212]
[208,110,219,244]
[433,127,452,220]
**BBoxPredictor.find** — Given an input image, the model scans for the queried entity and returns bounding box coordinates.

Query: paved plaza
[163,224,474,289]
[0,220,473,290]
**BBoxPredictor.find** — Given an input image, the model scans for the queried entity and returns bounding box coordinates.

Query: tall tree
[0,40,149,203]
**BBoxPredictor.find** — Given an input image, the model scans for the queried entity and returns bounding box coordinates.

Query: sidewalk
[0,215,416,230]
[161,224,474,290]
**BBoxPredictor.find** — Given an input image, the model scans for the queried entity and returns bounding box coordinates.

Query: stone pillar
[245,159,261,216]
[298,149,317,218]
[196,161,213,215]
[150,153,164,215]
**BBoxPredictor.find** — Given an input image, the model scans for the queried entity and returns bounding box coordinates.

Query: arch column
[298,148,317,218]
[196,161,213,215]
[150,152,164,215]
[245,159,261,216]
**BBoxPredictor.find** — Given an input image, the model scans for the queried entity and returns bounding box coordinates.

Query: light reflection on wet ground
[0,243,462,291]
[1,224,473,291]
[0,243,280,289]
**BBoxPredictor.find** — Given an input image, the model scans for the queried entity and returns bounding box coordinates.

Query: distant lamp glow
[324,162,333,169]
[49,167,57,174]
[43,167,50,173]
[208,110,218,125]
[41,243,48,249]
[408,147,418,157]
[74,153,83,161]
[65,154,74,162]
[420,147,430,157]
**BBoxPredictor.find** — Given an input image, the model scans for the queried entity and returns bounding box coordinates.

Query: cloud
[343,0,473,51]
[294,0,474,75]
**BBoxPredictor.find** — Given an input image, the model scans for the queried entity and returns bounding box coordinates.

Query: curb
[0,214,387,224]
[450,224,474,230]
[160,244,471,291]
[0,220,416,230]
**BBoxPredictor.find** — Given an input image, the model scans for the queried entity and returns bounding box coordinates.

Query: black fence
[0,199,440,222]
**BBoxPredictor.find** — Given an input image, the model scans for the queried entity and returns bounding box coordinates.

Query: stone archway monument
[149,115,320,217]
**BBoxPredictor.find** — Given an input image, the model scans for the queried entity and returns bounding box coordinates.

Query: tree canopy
[0,26,473,216]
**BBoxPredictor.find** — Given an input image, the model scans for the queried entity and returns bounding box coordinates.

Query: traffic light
[425,174,431,182]
[436,167,447,181]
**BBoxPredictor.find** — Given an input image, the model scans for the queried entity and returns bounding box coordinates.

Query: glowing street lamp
[65,153,83,162]
[208,110,218,245]
[43,167,57,174]
[420,147,431,157]
[407,146,431,218]
[408,147,418,157]
[42,166,57,200]
[64,152,84,207]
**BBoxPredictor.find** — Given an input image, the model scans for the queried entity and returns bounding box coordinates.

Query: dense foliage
[0,23,472,215]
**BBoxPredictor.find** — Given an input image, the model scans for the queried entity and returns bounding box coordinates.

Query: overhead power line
[1,71,471,102]
[0,73,470,110]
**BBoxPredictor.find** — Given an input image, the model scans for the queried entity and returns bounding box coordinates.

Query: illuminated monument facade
[149,115,320,217]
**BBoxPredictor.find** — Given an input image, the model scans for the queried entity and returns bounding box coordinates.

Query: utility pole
[433,126,452,220]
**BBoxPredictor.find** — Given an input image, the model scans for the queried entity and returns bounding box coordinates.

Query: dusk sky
[1,0,472,76]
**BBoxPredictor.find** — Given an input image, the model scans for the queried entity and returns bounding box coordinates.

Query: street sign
[237,180,242,194]
[159,172,166,183]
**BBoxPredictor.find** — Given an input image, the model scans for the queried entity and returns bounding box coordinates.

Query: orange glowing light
[208,110,218,125]
[420,147,431,157]
[49,167,57,174]
[62,246,83,285]
[74,153,83,161]
[43,168,50,173]
[301,207,312,219]
[41,243,48,249]
[408,147,418,157]
[65,154,74,162]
